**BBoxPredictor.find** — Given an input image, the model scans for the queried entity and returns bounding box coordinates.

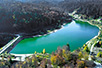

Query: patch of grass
[47,30,52,33]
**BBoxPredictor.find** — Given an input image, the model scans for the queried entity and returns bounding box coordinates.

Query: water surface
[10,21,99,54]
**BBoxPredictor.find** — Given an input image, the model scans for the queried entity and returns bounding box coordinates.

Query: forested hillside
[59,0,102,18]
[0,0,102,46]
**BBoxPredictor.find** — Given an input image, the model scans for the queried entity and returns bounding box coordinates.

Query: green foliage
[83,45,90,52]
[97,51,102,57]
[96,60,102,63]
[47,30,51,33]
[12,15,15,20]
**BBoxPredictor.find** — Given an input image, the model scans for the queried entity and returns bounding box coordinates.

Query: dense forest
[0,0,102,68]
[0,0,102,48]
[0,0,72,46]
[59,0,102,18]
[0,1,72,34]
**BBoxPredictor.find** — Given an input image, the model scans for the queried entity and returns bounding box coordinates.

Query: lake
[10,20,99,54]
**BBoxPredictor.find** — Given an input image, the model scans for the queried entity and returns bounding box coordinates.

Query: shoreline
[76,19,101,45]
[9,22,71,55]
[69,11,102,65]
[69,13,101,49]
[77,19,101,47]
[32,23,67,37]
[9,19,99,55]
[9,12,100,55]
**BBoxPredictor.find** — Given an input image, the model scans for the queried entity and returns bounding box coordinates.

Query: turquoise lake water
[10,20,99,54]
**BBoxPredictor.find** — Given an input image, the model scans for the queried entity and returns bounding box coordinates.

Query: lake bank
[10,20,99,54]
[69,10,102,50]
[4,10,100,55]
